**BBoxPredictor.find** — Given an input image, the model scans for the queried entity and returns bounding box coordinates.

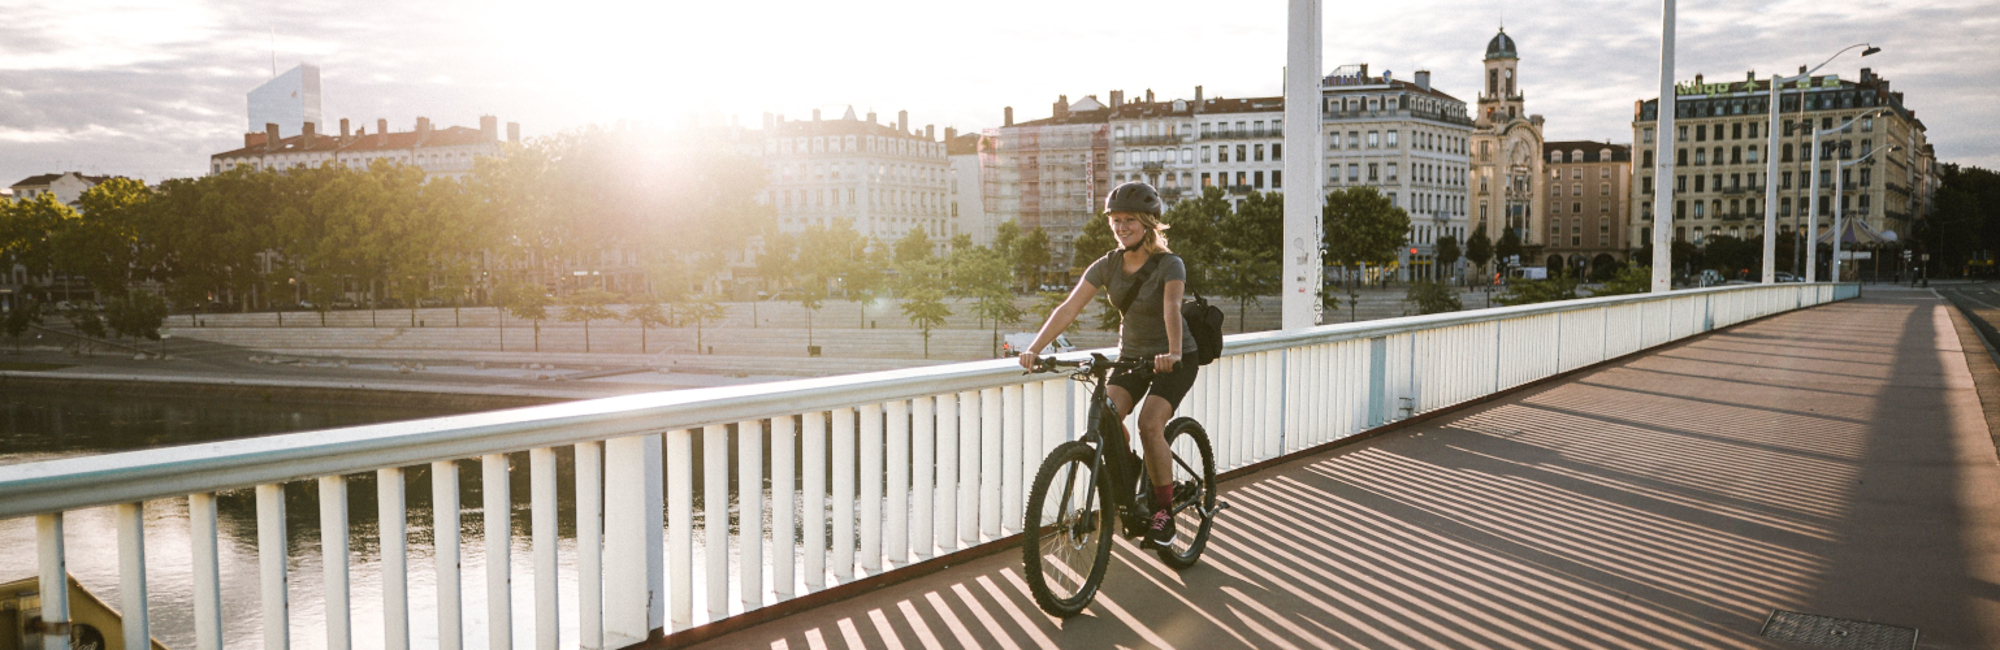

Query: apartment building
[1542,141,1631,274]
[210,116,517,181]
[1321,65,1474,280]
[1629,67,1934,254]
[758,107,951,245]
[985,96,1113,270]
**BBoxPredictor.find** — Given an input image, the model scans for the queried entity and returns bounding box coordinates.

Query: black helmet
[1104,181,1163,217]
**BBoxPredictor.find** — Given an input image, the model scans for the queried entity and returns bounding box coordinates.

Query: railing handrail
[0,281,1853,520]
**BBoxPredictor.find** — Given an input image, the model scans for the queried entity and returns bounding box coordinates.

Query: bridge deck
[684,286,2000,650]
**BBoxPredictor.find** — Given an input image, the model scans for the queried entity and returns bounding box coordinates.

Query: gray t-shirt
[1083,252,1198,360]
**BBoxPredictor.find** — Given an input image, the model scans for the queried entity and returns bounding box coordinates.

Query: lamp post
[1806,107,1888,282]
[1765,43,1877,283]
[1830,143,1898,282]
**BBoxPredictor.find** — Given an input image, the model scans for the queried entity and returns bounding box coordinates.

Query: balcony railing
[0,284,1857,650]
[1203,128,1281,140]
[1119,134,1186,146]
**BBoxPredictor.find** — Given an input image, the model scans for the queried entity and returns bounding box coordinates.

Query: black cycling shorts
[1108,358,1200,410]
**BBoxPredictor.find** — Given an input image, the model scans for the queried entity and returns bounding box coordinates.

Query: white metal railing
[0,282,1857,650]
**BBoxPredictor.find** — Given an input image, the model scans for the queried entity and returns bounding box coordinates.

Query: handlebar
[1028,353,1151,374]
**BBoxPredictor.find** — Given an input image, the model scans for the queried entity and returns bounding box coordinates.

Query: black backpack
[1104,249,1225,366]
[1181,291,1224,366]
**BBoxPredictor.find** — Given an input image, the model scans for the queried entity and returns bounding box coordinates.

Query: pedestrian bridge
[9,283,2000,649]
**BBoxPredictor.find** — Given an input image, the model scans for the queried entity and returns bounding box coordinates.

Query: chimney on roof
[925,124,934,140]
[245,132,267,149]
[1799,65,1808,75]
[867,110,877,124]
[1414,71,1431,91]
[302,121,316,140]
[264,123,280,152]
[898,110,909,133]
[1860,68,1874,82]
[1360,64,1369,79]
[480,115,497,142]
[1004,106,1013,127]
[339,118,350,139]
[945,126,956,142]
[1054,95,1069,119]
[1110,90,1124,107]
[507,122,520,143]
[1194,85,1203,105]
[813,108,822,121]
[1747,70,1757,82]
[416,117,432,145]
[1145,89,1155,103]
[1694,73,1703,85]
[377,118,388,136]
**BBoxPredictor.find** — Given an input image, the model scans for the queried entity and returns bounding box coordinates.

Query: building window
[1217,147,1229,163]
[1236,145,1247,161]
[1642,176,1653,194]
[1644,127,1655,144]
[1368,163,1379,181]
[1201,172,1212,187]
[1387,130,1399,148]
[1254,171,1265,188]
[1386,163,1398,182]
[1272,143,1282,160]
[1272,170,1282,189]
[1348,164,1360,182]
[1368,132,1380,148]
[1348,131,1360,149]
[1254,144,1265,162]
[1694,175,1705,192]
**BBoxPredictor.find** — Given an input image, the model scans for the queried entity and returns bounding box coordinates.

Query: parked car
[1000,332,1075,358]
[1774,272,1801,283]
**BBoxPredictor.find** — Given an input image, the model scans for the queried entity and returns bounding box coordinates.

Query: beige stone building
[1468,28,1547,273]
[1542,141,1630,275]
[1629,67,1933,272]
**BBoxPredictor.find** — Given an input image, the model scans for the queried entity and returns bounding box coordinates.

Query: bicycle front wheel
[1021,441,1113,617]
[1156,417,1217,568]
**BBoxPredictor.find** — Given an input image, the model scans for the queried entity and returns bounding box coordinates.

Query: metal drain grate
[1760,610,1918,650]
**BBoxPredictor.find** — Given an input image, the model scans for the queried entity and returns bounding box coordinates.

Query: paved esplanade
[687,285,2000,650]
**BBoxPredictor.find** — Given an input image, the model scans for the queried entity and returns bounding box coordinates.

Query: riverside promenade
[680,284,2000,650]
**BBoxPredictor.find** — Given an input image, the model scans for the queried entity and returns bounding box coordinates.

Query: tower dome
[1485,28,1518,60]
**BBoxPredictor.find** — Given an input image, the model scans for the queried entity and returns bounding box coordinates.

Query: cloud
[1,0,1994,188]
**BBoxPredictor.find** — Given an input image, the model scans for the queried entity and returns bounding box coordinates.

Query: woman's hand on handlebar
[1154,352,1183,374]
[1018,351,1040,371]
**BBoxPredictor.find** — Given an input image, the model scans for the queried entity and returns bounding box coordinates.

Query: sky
[3,0,1996,186]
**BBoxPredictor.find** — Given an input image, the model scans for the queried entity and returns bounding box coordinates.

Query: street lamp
[1806,107,1889,282]
[1764,43,1879,284]
[1830,143,1898,282]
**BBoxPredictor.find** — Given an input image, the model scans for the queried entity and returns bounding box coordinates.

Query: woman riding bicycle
[1016,181,1196,550]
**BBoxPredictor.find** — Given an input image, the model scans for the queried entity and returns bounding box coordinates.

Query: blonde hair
[1110,211,1173,254]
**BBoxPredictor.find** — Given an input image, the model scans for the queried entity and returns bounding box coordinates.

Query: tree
[3,296,43,353]
[893,227,935,265]
[1496,271,1581,306]
[1159,186,1231,289]
[561,288,620,352]
[1404,280,1463,315]
[1015,226,1052,292]
[952,246,1021,355]
[680,293,729,354]
[1323,187,1410,321]
[895,258,953,358]
[57,178,151,298]
[993,220,1022,260]
[1466,227,1494,282]
[1213,191,1283,331]
[103,292,169,345]
[1589,264,1652,296]
[1495,227,1523,275]
[1435,234,1462,284]
[623,300,670,353]
[497,280,552,351]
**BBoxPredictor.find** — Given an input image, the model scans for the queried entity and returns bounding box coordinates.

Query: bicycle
[1020,353,1226,618]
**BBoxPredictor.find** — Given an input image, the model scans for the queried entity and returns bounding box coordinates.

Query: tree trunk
[641,324,647,354]
[497,307,505,352]
[584,319,591,352]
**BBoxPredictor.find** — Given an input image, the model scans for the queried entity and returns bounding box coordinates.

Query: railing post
[256,483,289,650]
[530,447,560,650]
[604,433,663,643]
[833,408,858,582]
[771,416,797,599]
[1368,337,1389,427]
[738,419,765,610]
[1000,385,1024,534]
[860,404,884,574]
[666,429,694,630]
[702,424,730,621]
[378,468,409,650]
[431,462,462,650]
[37,513,67,650]
[802,414,827,591]
[574,442,603,650]
[979,387,1003,541]
[911,397,936,561]
[320,475,351,650]
[481,454,512,650]
[886,401,911,567]
[116,502,149,650]
[956,390,980,547]
[190,492,223,650]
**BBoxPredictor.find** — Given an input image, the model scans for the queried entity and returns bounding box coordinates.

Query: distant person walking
[1016,182,1197,548]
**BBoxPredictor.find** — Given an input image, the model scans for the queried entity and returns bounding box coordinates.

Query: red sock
[1153,484,1174,511]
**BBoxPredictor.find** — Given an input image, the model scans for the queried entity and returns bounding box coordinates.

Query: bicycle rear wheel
[1022,441,1114,617]
[1155,417,1217,568]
